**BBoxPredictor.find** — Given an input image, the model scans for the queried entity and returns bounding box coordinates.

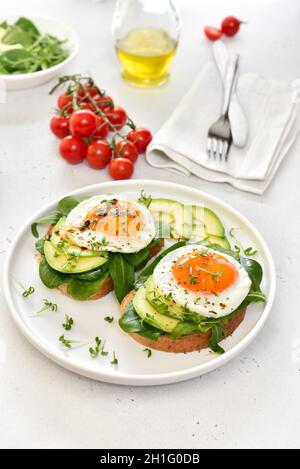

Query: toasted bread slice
[120,290,246,353]
[36,238,163,301]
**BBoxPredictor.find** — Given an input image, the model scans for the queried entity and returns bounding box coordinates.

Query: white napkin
[146,63,300,194]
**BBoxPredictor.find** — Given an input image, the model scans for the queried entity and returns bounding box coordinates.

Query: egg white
[64,194,156,253]
[152,245,251,318]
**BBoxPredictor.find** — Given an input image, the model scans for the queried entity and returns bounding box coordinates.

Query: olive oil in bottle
[115,28,178,87]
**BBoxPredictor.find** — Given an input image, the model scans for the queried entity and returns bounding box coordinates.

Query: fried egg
[64,195,156,253]
[153,245,251,318]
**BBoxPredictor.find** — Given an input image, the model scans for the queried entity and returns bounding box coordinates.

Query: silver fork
[207,54,240,161]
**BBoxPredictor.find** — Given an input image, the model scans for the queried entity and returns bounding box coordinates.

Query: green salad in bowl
[0,16,79,89]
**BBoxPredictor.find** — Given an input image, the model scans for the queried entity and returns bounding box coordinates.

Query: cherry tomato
[59,136,87,164]
[81,83,100,98]
[70,110,97,138]
[79,101,96,112]
[204,26,223,41]
[86,140,112,169]
[106,106,127,130]
[127,128,152,154]
[94,94,114,111]
[221,16,242,37]
[50,115,70,139]
[57,92,74,113]
[93,116,110,139]
[116,141,138,163]
[109,158,134,180]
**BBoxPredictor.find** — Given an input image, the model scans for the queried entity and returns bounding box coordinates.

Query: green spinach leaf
[15,17,40,38]
[209,323,226,354]
[72,264,108,281]
[35,238,45,254]
[39,257,67,288]
[119,302,163,341]
[67,272,109,300]
[124,247,150,269]
[108,253,135,303]
[31,211,62,238]
[57,195,87,216]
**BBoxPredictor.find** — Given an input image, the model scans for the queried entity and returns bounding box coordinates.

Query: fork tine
[212,138,218,159]
[217,140,223,161]
[207,137,212,158]
[225,141,231,161]
[221,141,228,162]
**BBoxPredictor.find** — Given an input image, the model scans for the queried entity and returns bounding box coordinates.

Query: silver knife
[213,40,248,148]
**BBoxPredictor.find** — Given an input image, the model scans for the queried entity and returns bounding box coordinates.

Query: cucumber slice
[50,216,102,257]
[44,241,108,274]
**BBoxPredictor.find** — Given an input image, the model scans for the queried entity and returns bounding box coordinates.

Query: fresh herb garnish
[104,316,114,323]
[59,334,81,349]
[110,352,118,365]
[243,247,257,257]
[143,348,152,358]
[91,237,109,249]
[229,228,257,257]
[89,336,101,357]
[62,315,74,331]
[12,276,35,297]
[138,190,152,208]
[37,299,58,314]
[89,337,109,358]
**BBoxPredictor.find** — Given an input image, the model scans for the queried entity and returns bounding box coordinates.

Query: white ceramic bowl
[0,16,79,90]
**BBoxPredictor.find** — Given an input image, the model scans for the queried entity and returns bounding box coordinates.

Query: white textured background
[0,0,300,449]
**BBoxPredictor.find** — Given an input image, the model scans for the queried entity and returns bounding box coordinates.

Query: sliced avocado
[149,198,184,239]
[133,282,179,333]
[44,241,108,274]
[50,217,102,258]
[149,198,225,240]
[206,235,230,249]
[145,276,186,321]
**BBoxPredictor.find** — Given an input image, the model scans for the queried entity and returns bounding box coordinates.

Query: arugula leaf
[135,241,187,289]
[108,254,135,303]
[39,257,67,288]
[119,302,163,341]
[57,195,87,216]
[209,324,226,354]
[67,272,109,301]
[31,211,62,238]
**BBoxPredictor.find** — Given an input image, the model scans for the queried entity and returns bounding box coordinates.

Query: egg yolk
[83,200,143,237]
[172,251,238,294]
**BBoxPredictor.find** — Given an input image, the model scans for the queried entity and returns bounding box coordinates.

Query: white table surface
[1,0,300,450]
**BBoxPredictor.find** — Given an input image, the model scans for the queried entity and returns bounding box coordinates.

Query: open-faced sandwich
[32,194,163,301]
[119,238,266,354]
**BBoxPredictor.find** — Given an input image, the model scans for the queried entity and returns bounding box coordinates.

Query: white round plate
[0,16,79,90]
[3,180,276,386]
